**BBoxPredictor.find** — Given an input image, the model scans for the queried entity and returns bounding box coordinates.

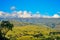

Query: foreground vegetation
[0,20,60,40]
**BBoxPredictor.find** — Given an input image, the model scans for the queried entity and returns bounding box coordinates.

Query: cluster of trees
[0,21,14,40]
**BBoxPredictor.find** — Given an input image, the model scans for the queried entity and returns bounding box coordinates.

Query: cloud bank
[0,11,60,18]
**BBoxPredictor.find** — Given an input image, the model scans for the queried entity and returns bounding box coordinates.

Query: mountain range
[0,18,60,31]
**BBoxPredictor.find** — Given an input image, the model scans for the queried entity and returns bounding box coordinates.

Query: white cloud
[32,14,40,18]
[41,14,60,18]
[0,10,60,18]
[17,11,23,18]
[42,15,51,18]
[22,11,32,18]
[0,11,4,16]
[52,14,60,18]
[17,11,40,18]
[10,6,16,10]
[32,11,40,18]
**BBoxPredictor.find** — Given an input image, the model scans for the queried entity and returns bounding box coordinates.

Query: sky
[0,0,60,18]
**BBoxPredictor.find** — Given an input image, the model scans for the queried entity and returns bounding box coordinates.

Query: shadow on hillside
[0,32,9,40]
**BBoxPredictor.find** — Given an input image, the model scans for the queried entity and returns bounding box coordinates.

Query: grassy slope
[5,21,56,40]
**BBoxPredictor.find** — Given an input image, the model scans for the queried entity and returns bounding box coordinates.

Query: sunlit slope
[5,24,55,39]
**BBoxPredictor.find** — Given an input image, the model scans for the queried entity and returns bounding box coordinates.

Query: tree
[1,21,14,30]
[0,20,14,40]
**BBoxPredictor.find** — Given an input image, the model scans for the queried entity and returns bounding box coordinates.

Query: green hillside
[0,20,59,40]
[5,22,56,40]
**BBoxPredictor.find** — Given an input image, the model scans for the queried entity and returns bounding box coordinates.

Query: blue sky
[0,0,60,16]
